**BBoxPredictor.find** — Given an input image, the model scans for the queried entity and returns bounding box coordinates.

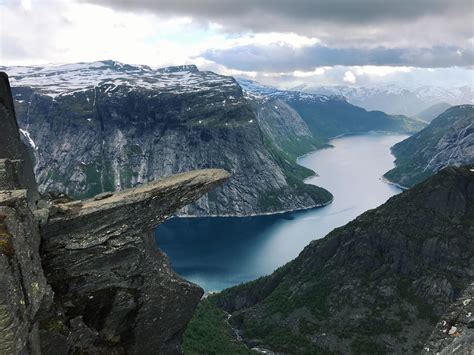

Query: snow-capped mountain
[291,84,473,116]
[4,60,333,216]
[238,78,342,103]
[1,60,237,98]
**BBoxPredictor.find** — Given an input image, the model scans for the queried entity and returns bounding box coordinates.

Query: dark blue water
[155,133,407,292]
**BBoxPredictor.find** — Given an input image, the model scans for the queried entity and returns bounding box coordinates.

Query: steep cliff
[0,71,230,354]
[7,61,331,216]
[385,105,474,188]
[203,166,474,354]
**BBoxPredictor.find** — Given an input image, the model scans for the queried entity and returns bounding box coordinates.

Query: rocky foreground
[199,165,474,354]
[0,71,228,354]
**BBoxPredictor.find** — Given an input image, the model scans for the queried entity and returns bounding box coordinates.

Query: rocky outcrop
[0,189,51,354]
[39,169,229,354]
[0,72,39,205]
[385,105,474,188]
[422,282,474,354]
[0,71,230,354]
[210,166,474,354]
[7,61,331,216]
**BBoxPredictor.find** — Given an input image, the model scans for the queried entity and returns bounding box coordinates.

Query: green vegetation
[396,279,438,322]
[288,99,425,140]
[351,336,387,354]
[0,215,14,257]
[183,300,255,355]
[279,136,328,160]
[39,316,69,336]
[259,134,333,211]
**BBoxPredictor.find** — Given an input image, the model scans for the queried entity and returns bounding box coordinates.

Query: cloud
[82,0,469,26]
[200,43,474,71]
[343,71,356,84]
[83,0,473,47]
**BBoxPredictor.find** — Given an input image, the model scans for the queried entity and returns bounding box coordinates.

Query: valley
[157,132,407,292]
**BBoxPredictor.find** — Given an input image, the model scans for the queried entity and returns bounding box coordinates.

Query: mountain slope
[7,61,331,216]
[384,105,474,188]
[204,166,474,354]
[416,102,452,122]
[239,79,426,140]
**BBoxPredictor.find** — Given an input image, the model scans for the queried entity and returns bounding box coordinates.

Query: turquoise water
[155,133,408,292]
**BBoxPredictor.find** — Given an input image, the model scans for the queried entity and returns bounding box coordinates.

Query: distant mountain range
[384,104,474,188]
[239,79,425,140]
[5,61,422,216]
[190,166,474,354]
[288,83,473,117]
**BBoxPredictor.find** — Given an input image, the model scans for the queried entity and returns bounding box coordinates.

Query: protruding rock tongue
[0,72,39,206]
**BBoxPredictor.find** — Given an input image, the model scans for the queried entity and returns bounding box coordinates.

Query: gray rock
[0,71,231,354]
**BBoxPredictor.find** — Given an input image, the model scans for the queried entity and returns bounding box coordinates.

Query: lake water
[155,133,408,292]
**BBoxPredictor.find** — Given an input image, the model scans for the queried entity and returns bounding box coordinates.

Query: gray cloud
[82,0,470,25]
[201,44,474,71]
[82,0,474,68]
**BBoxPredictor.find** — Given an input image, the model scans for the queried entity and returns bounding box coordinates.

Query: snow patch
[19,129,38,150]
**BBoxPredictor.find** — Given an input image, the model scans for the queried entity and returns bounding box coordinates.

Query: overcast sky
[1,0,473,88]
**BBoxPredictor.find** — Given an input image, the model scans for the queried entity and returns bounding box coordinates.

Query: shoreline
[176,130,409,219]
[176,196,334,219]
[380,175,409,191]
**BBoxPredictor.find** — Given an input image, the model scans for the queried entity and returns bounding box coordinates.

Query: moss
[39,316,69,336]
[0,215,14,257]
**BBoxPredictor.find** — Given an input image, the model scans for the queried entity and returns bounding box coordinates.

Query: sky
[1,0,473,88]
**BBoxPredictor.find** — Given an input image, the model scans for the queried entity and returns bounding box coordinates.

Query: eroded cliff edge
[0,71,230,354]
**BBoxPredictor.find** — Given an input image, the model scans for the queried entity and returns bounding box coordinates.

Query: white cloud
[353,66,413,77]
[343,71,356,84]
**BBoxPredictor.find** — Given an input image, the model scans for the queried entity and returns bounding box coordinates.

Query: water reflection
[156,133,407,291]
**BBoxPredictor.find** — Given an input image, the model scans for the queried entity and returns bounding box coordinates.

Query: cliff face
[8,61,331,216]
[385,105,474,188]
[210,166,474,354]
[0,72,230,354]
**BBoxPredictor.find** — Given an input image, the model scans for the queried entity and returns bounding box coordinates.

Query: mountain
[415,102,452,122]
[292,84,473,116]
[7,61,421,216]
[239,79,426,140]
[0,72,229,354]
[190,166,474,354]
[384,105,474,188]
[7,60,332,216]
